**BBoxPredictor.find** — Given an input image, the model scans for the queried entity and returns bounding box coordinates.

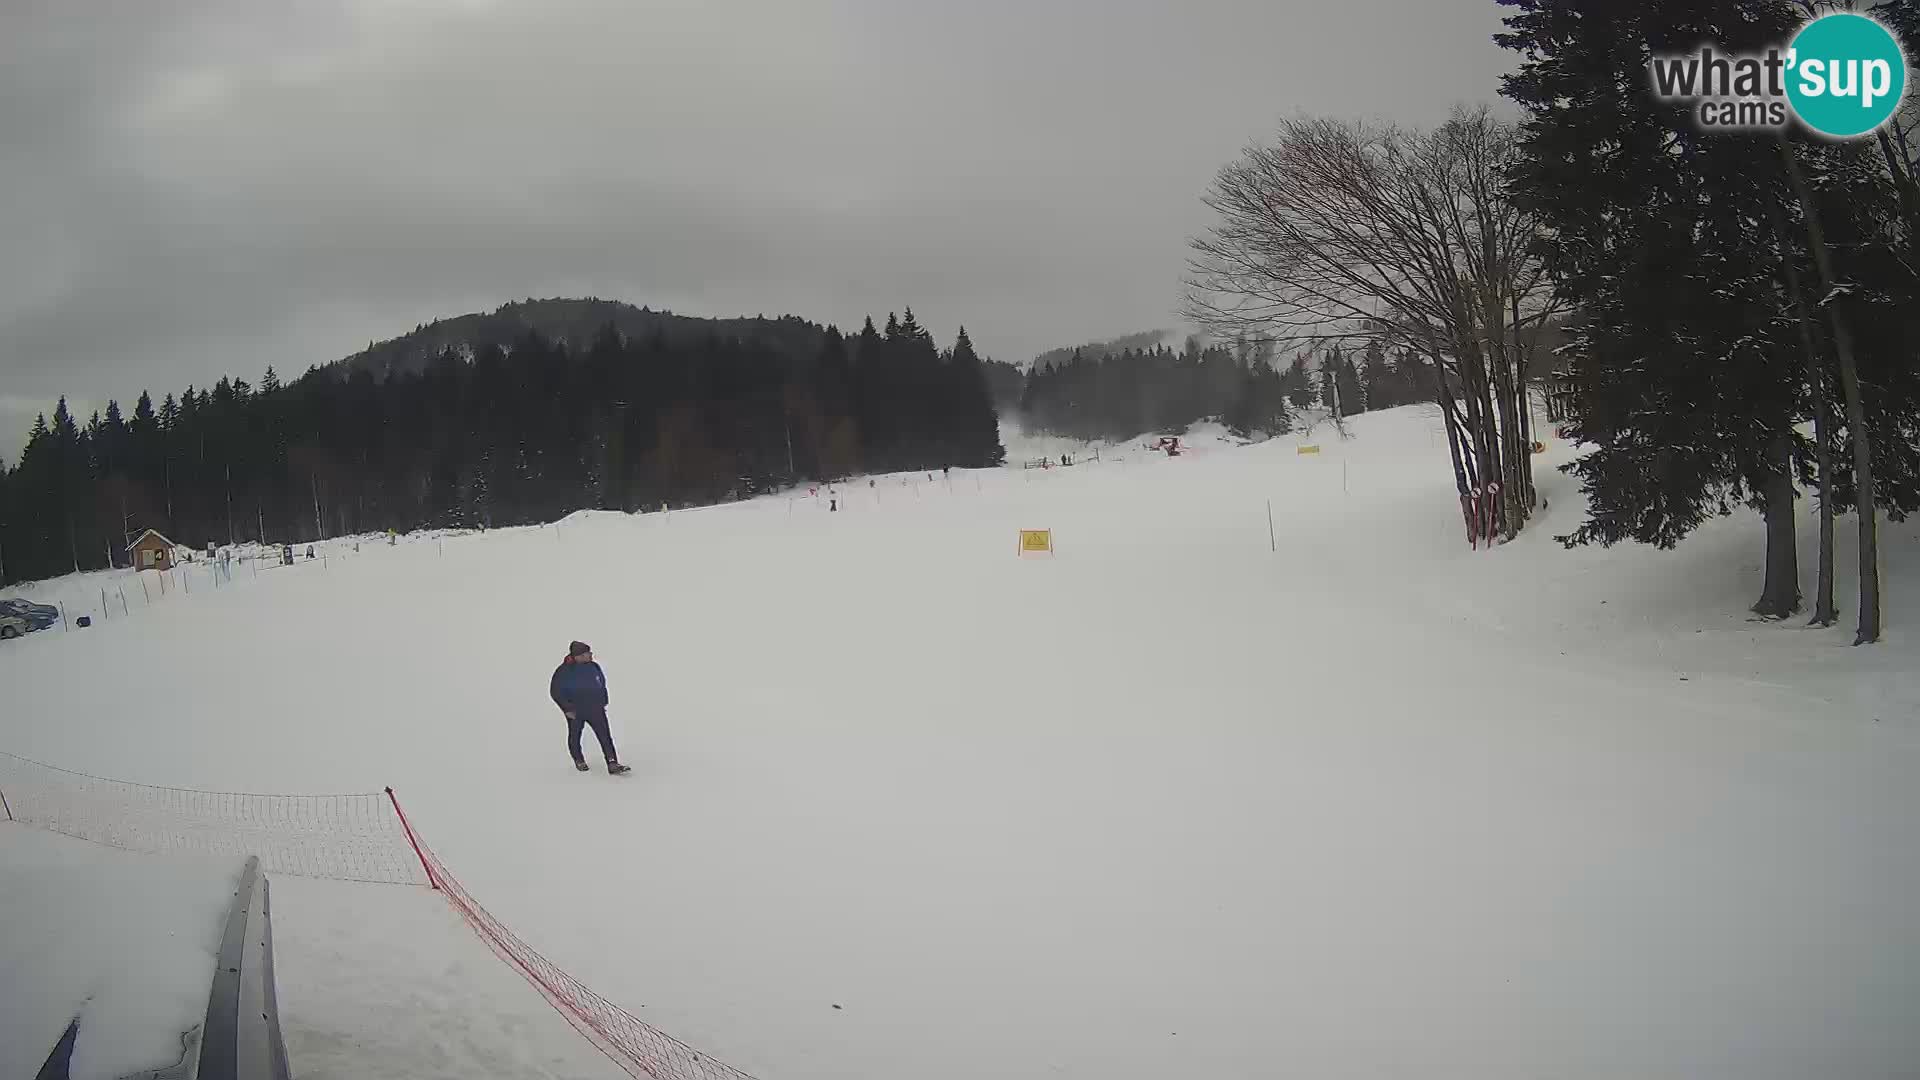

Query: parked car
[0,598,59,632]
[0,612,30,639]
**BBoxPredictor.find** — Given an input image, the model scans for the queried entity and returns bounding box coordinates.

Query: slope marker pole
[385,787,440,891]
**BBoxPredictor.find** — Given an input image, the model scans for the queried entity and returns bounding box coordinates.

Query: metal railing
[199,855,293,1080]
[32,855,290,1080]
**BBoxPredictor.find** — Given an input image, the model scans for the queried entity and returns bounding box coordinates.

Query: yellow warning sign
[1297,445,1321,455]
[1018,529,1054,555]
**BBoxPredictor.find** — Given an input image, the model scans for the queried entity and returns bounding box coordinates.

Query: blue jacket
[550,659,609,713]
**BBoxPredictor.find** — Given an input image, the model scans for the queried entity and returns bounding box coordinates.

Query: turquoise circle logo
[1787,14,1907,138]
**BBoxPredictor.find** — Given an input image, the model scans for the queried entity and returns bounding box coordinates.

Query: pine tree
[470,449,493,528]
[1224,355,1292,440]
[1283,356,1315,412]
[898,307,928,344]
[946,327,1007,467]
[101,400,127,473]
[1358,342,1388,411]
[853,316,892,468]
[1335,352,1364,419]
[1499,0,1815,617]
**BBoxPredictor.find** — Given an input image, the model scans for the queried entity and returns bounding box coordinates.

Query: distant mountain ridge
[334,298,829,379]
[1029,329,1178,371]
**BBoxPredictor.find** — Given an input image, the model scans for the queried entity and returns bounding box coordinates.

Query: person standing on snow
[550,641,630,774]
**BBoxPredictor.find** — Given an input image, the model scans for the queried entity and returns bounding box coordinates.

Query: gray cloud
[0,0,1511,454]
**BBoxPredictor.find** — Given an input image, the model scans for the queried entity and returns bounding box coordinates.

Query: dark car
[0,598,59,633]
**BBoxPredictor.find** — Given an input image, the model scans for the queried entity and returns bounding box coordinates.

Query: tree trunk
[1475,369,1503,538]
[1425,351,1476,543]
[1769,200,1839,626]
[1495,357,1526,537]
[1513,296,1538,512]
[1754,434,1802,619]
[1782,142,1881,644]
[1453,337,1501,539]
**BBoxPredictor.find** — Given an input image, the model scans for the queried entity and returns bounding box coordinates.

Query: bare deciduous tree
[1184,107,1561,544]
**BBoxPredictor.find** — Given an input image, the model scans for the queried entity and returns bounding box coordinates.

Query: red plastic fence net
[0,754,756,1077]
[0,751,429,885]
[394,817,762,1080]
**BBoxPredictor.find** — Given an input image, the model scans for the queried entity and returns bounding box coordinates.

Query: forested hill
[0,304,1004,586]
[336,298,829,380]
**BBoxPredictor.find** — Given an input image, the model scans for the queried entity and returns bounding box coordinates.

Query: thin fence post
[0,784,12,822]
[59,603,68,632]
[385,787,439,890]
[1267,499,1276,553]
[102,588,108,619]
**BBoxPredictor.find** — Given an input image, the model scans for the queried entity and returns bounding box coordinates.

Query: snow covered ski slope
[2,405,1916,1079]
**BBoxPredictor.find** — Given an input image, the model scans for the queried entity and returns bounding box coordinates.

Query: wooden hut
[128,529,179,571]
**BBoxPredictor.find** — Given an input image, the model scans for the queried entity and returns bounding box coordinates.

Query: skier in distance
[551,640,629,775]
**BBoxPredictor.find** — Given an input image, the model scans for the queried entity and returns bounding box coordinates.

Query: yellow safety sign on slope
[1297,445,1321,455]
[1018,529,1055,555]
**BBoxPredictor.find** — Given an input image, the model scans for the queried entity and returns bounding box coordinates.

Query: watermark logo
[1650,13,1906,138]
[1787,14,1906,137]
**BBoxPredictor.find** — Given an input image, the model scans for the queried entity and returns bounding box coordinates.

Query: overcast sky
[0,0,1511,455]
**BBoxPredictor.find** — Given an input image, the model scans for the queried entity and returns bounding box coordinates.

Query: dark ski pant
[567,707,618,763]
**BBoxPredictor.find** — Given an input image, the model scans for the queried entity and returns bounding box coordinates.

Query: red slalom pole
[385,786,440,890]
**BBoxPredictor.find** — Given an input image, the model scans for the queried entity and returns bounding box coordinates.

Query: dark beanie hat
[569,640,591,657]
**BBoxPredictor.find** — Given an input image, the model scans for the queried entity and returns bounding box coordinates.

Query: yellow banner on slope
[1018,529,1055,555]
[1297,445,1321,455]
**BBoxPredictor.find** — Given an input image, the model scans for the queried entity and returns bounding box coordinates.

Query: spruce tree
[1335,352,1364,419]
[946,327,1007,466]
[1283,356,1315,412]
[1499,0,1815,617]
[1360,342,1393,411]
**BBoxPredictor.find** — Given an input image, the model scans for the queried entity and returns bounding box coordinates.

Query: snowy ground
[3,404,1916,1078]
[0,828,235,1080]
